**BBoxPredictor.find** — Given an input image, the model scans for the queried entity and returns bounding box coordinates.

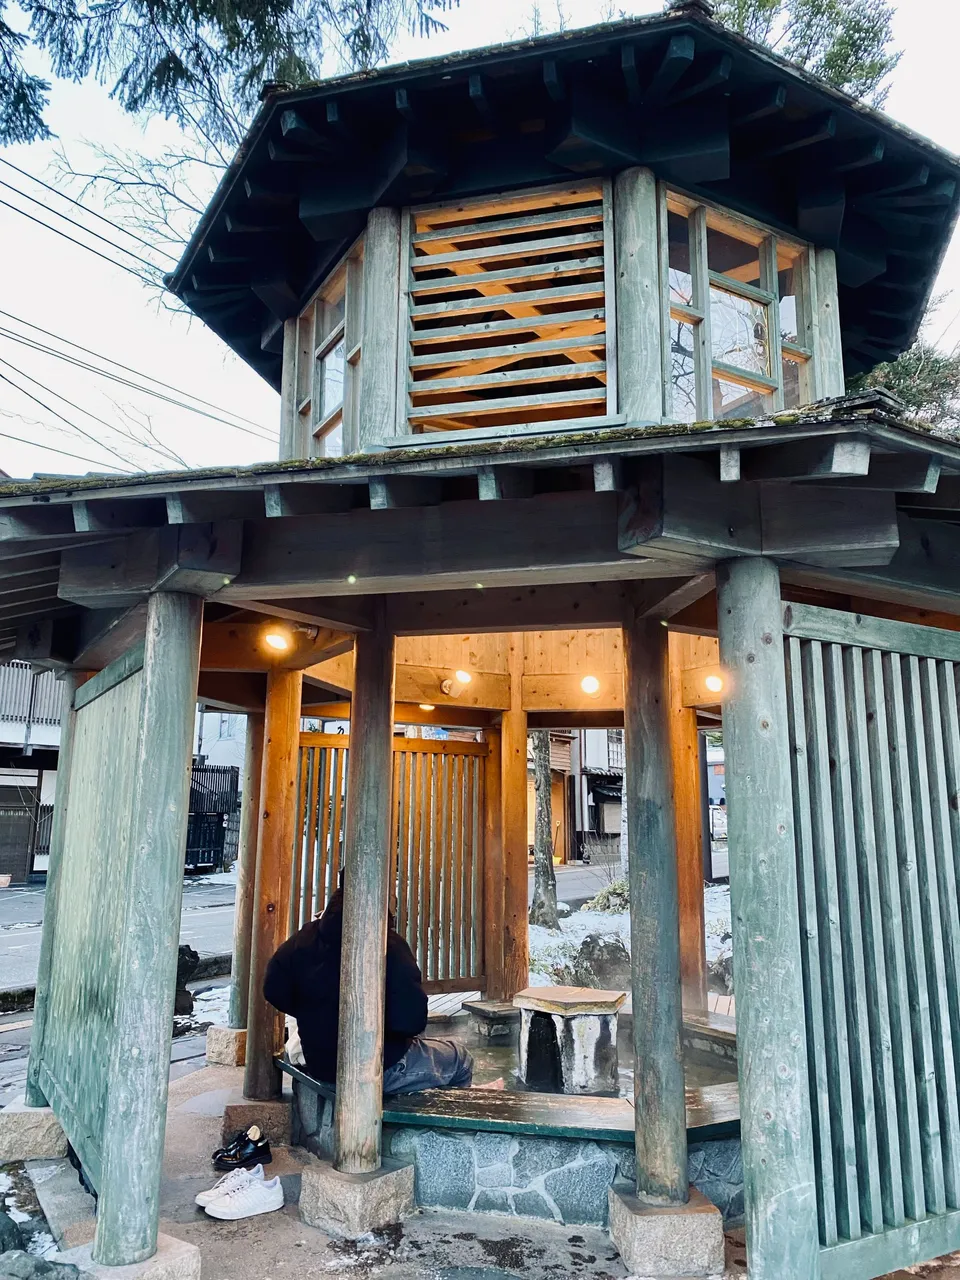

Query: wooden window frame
[658,185,819,424]
[292,237,364,458]
[396,179,620,441]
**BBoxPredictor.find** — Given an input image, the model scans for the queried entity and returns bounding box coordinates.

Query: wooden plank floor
[708,992,736,1018]
[427,990,482,1018]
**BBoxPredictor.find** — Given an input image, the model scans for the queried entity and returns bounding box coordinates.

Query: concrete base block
[299,1157,415,1238]
[58,1233,200,1280]
[608,1184,725,1278]
[205,1026,247,1067]
[0,1094,68,1161]
[221,1097,291,1147]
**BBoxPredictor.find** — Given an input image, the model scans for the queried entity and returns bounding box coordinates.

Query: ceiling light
[455,670,472,685]
[705,674,724,694]
[264,628,291,652]
[441,670,473,697]
[419,703,436,712]
[346,574,357,585]
[581,675,601,696]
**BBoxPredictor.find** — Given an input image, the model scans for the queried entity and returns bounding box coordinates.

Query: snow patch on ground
[704,883,733,964]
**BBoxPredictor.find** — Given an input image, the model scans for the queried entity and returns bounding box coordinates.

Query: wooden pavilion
[6,2,960,1276]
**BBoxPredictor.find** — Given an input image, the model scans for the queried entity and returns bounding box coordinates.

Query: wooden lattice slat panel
[401,181,615,434]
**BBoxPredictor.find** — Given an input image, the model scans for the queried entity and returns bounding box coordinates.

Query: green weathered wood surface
[842,646,906,1231]
[94,592,202,1266]
[716,556,821,1280]
[813,248,846,399]
[622,605,687,1203]
[25,672,79,1107]
[72,642,144,710]
[820,1205,960,1280]
[783,602,960,664]
[333,610,396,1175]
[784,637,838,1246]
[613,167,662,424]
[935,661,960,1188]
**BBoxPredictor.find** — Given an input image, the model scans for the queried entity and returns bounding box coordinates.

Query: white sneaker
[204,1174,284,1220]
[195,1164,264,1208]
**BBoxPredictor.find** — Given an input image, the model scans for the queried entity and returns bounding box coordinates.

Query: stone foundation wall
[291,1079,744,1229]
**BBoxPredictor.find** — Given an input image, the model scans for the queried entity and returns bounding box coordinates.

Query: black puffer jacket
[263,889,428,1083]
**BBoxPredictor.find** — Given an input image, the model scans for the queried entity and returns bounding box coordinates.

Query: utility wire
[0,156,177,258]
[0,309,274,436]
[0,178,169,273]
[0,386,130,471]
[0,197,160,283]
[0,364,136,473]
[0,327,277,444]
[0,353,143,471]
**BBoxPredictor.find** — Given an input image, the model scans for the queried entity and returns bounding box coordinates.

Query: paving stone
[472,1191,511,1214]
[543,1153,615,1225]
[476,1162,513,1189]
[411,1131,475,1210]
[473,1133,514,1168]
[512,1137,580,1188]
[511,1190,556,1220]
[0,1251,80,1279]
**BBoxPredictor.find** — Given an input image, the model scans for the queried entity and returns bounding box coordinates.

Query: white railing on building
[0,662,63,726]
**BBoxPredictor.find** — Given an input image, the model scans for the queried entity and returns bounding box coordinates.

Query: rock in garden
[0,1210,23,1254]
[0,1251,81,1279]
[174,943,200,1015]
[571,934,632,989]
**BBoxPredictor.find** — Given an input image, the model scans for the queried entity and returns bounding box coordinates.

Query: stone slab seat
[275,1056,740,1143]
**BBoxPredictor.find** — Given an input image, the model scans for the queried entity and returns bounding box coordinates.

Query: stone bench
[514,986,626,1095]
[276,1057,744,1228]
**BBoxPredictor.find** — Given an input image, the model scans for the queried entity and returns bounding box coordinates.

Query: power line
[0,156,177,258]
[0,394,130,471]
[0,196,160,283]
[0,363,136,473]
[0,308,274,436]
[0,327,278,444]
[0,177,170,273]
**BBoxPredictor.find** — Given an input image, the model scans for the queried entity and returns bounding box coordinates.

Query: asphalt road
[0,853,624,993]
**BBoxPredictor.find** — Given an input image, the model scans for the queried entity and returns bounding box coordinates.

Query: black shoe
[212,1125,272,1170]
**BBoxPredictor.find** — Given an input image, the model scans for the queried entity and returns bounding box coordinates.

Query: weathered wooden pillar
[500,633,529,999]
[716,558,821,1279]
[95,593,203,1266]
[333,609,396,1173]
[25,671,82,1107]
[482,725,505,1001]
[359,207,402,448]
[245,670,302,1100]
[813,248,845,399]
[228,712,265,1031]
[668,634,707,1013]
[614,166,663,425]
[622,604,688,1203]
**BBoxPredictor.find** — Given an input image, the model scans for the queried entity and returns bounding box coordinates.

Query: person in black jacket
[263,882,473,1093]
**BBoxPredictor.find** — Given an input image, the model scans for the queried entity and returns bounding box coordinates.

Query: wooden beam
[229,714,264,1031]
[369,476,443,510]
[166,490,265,524]
[71,604,149,670]
[737,438,871,482]
[814,454,941,493]
[622,604,687,1202]
[246,668,303,1100]
[619,456,761,560]
[483,726,505,1000]
[501,635,529,999]
[264,482,360,517]
[200,621,352,671]
[669,636,708,1016]
[760,485,899,566]
[73,498,169,534]
[360,207,401,447]
[715,557,820,1276]
[231,596,372,632]
[197,670,266,712]
[333,608,396,1173]
[477,467,535,501]
[305,649,511,709]
[522,671,622,712]
[94,592,203,1266]
[680,663,725,708]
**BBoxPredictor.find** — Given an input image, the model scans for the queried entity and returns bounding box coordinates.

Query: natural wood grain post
[483,726,505,1001]
[360,207,402,448]
[500,633,529,999]
[278,317,300,460]
[228,712,265,1030]
[622,604,688,1204]
[716,557,821,1280]
[668,634,708,1013]
[333,608,396,1174]
[25,671,83,1107]
[813,248,845,399]
[94,594,203,1266]
[245,670,303,1100]
[614,166,663,424]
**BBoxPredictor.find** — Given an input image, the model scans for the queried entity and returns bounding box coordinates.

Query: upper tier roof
[168,6,960,387]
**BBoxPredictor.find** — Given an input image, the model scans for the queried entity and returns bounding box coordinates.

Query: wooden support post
[360,207,402,448]
[95,593,203,1266]
[622,605,688,1204]
[483,726,505,1001]
[228,713,264,1030]
[614,166,663,424]
[668,634,707,1013]
[25,672,82,1107]
[245,669,303,1100]
[500,634,529,999]
[333,609,396,1174]
[814,248,845,399]
[716,558,821,1279]
[278,317,300,460]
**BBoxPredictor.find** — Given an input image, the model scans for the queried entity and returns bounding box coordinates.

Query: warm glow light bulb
[264,630,291,652]
[419,704,436,712]
[705,674,724,694]
[581,675,601,695]
[455,670,472,685]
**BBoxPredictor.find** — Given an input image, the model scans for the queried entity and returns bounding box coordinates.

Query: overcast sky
[0,0,956,480]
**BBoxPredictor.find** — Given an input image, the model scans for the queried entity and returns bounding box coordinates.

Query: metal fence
[0,662,63,725]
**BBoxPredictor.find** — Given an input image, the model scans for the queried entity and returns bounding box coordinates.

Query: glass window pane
[669,316,698,422]
[778,244,803,345]
[710,288,769,376]
[321,418,344,458]
[707,220,762,288]
[711,375,772,420]
[318,340,345,420]
[782,357,802,409]
[320,274,346,340]
[668,210,694,307]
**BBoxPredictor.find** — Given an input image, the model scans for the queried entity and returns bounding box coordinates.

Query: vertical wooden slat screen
[291,734,486,992]
[400,180,615,435]
[783,604,960,1278]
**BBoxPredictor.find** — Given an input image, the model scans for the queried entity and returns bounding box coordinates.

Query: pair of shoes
[195,1165,284,1220]
[212,1125,272,1171]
